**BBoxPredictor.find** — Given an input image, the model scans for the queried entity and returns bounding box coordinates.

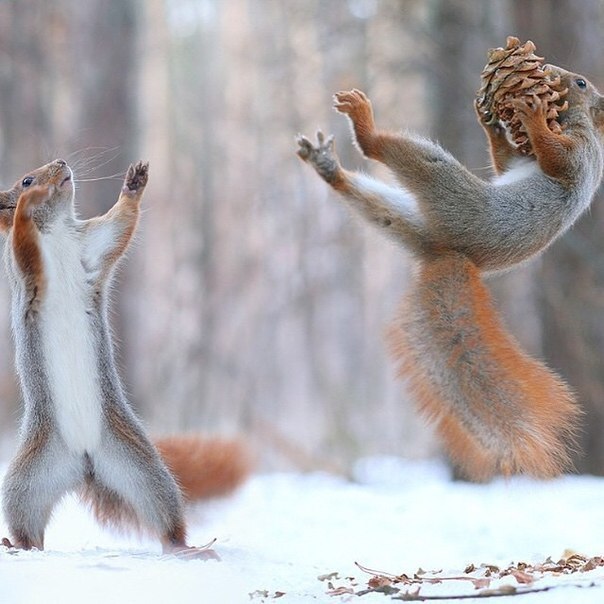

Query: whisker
[74,171,126,183]
[69,147,122,176]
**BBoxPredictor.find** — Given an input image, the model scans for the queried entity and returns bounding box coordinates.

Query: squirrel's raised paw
[333,89,373,120]
[511,94,547,123]
[123,161,149,195]
[334,89,370,111]
[296,131,341,184]
[474,98,502,132]
[296,131,334,161]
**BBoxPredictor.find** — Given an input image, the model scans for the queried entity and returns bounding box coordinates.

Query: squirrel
[0,159,250,555]
[297,65,604,480]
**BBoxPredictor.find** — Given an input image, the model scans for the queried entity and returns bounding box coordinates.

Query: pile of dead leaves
[322,551,604,600]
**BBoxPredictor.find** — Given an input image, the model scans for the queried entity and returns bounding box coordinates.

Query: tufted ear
[0,190,16,234]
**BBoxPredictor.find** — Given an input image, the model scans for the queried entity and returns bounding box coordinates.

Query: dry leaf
[368,575,394,589]
[583,557,604,572]
[511,569,534,585]
[470,577,492,589]
[327,586,355,596]
[317,572,339,582]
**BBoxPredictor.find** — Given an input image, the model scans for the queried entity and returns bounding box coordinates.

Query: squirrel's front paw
[511,94,547,125]
[122,161,149,195]
[296,131,341,184]
[333,89,374,124]
[474,98,502,132]
[334,89,370,113]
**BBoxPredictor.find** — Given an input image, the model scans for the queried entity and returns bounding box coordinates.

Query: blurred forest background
[0,0,603,475]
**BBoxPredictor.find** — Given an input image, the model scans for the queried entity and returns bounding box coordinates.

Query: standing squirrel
[0,159,249,554]
[297,65,604,480]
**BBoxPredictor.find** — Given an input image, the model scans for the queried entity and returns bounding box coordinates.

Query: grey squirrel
[297,65,604,479]
[0,160,249,555]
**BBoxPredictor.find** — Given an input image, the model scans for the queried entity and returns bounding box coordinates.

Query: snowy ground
[1,458,604,603]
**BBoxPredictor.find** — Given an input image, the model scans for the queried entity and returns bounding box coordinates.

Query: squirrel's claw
[123,161,149,195]
[333,89,371,115]
[296,131,335,162]
[296,134,314,160]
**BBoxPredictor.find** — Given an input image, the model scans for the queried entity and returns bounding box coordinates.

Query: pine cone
[476,36,568,155]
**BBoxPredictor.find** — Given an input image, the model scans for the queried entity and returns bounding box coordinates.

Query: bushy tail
[387,253,581,481]
[155,435,252,501]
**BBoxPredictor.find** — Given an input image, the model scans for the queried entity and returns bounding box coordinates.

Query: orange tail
[155,435,252,501]
[387,253,581,481]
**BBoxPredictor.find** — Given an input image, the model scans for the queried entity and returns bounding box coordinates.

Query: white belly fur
[40,225,103,453]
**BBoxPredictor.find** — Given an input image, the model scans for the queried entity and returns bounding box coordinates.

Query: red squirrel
[297,66,604,480]
[0,160,249,554]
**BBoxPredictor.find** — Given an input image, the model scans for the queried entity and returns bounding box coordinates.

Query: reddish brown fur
[334,89,384,161]
[12,186,50,302]
[154,436,251,501]
[80,480,141,534]
[512,96,577,182]
[387,255,581,480]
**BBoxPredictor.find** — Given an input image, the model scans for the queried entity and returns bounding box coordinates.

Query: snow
[1,458,604,603]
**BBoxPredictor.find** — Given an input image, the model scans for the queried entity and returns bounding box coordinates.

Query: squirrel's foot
[334,89,375,129]
[162,538,221,561]
[1,536,40,550]
[296,131,341,184]
[122,161,149,196]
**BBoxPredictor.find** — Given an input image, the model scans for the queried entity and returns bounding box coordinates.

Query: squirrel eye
[576,78,587,89]
[21,176,34,188]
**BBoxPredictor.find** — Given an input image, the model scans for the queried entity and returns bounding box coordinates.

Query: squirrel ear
[0,190,15,207]
[0,191,16,234]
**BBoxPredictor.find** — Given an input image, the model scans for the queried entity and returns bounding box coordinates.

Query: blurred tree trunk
[512,0,604,474]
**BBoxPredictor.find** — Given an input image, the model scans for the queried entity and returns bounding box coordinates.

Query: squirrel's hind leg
[2,436,83,550]
[88,432,185,539]
[88,436,218,559]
